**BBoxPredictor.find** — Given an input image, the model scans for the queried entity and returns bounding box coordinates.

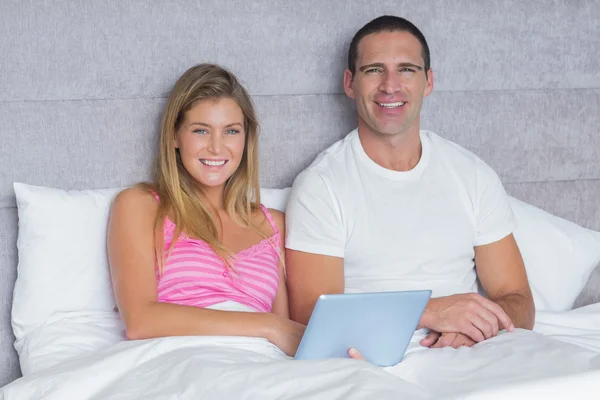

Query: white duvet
[3,304,600,400]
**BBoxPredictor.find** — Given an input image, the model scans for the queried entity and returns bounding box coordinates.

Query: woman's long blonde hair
[145,63,262,274]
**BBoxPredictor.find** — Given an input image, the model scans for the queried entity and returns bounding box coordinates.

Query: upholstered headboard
[1,0,599,387]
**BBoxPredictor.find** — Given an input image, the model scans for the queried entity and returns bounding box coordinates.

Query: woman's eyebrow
[188,122,243,127]
[189,122,210,127]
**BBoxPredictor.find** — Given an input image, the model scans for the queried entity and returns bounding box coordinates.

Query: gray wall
[1,0,599,387]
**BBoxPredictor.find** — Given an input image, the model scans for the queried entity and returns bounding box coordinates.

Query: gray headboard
[1,0,599,387]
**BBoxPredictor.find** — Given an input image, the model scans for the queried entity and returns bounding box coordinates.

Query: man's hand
[421,293,515,343]
[421,331,476,349]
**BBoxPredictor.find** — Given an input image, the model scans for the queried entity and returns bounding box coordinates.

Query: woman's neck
[197,184,226,213]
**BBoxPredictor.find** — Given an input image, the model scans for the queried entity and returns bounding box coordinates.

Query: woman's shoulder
[265,207,284,223]
[112,185,160,215]
[263,206,285,238]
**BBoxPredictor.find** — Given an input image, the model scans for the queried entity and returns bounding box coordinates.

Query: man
[285,15,535,349]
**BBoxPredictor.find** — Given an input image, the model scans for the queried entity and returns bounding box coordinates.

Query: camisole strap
[149,189,160,202]
[259,204,279,236]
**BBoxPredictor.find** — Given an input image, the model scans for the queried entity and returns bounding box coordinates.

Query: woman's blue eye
[193,129,207,135]
[226,129,240,135]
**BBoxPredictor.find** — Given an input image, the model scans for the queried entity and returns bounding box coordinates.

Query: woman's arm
[108,188,286,346]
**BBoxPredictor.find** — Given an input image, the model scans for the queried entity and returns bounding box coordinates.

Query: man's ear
[424,68,434,97]
[343,69,356,99]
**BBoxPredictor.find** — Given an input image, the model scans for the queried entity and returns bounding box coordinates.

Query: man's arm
[286,248,514,342]
[284,169,347,325]
[286,249,344,325]
[284,163,517,341]
[475,233,535,329]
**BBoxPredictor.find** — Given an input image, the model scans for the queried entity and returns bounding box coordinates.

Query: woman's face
[175,97,246,190]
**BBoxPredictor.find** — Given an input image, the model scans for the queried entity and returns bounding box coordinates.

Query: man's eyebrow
[398,62,424,70]
[359,63,385,72]
[359,62,424,71]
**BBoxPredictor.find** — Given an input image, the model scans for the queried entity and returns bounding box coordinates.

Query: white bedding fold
[1,336,427,400]
[3,304,600,399]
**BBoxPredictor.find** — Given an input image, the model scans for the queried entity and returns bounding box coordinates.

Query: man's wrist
[417,298,437,329]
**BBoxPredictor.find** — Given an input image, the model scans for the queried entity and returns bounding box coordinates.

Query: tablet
[294,290,431,367]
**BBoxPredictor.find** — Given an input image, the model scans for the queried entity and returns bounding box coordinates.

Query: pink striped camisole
[155,203,281,313]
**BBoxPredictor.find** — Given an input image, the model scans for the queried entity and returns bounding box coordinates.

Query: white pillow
[259,189,600,311]
[260,187,292,212]
[12,182,600,358]
[12,183,122,345]
[259,188,600,311]
[509,197,600,311]
[12,183,294,375]
[11,184,291,342]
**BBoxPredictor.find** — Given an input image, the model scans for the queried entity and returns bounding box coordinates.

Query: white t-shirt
[285,129,516,298]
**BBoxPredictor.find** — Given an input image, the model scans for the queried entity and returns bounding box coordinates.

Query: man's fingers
[432,333,455,349]
[454,334,476,348]
[420,331,441,347]
[463,324,485,343]
[477,309,499,337]
[431,333,477,349]
[440,334,455,347]
[470,314,494,339]
[472,295,515,331]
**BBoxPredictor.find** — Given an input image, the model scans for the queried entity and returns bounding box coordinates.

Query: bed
[1,1,600,398]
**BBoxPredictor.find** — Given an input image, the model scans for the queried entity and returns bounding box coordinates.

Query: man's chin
[359,118,414,138]
[372,126,413,137]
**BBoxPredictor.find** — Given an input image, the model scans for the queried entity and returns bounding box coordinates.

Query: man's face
[344,31,433,138]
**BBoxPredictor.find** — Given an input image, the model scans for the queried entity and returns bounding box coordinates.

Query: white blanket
[3,303,600,399]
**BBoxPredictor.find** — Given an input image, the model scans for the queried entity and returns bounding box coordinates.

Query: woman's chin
[195,176,230,189]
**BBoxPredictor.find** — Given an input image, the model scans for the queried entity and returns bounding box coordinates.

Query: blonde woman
[107,64,305,356]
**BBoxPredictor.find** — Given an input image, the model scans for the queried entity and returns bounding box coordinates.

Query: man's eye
[400,68,416,73]
[366,68,382,74]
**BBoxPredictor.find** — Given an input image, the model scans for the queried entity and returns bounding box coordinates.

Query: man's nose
[379,71,402,94]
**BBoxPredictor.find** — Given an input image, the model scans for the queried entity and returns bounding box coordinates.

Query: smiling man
[285,16,535,349]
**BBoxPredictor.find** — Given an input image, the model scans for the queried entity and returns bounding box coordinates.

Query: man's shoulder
[424,130,491,172]
[425,130,479,162]
[298,129,358,180]
[424,130,504,193]
[289,130,358,205]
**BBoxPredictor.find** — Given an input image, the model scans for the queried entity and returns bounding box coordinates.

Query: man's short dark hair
[347,15,431,76]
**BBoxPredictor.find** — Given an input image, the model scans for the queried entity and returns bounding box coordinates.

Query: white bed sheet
[2,303,600,399]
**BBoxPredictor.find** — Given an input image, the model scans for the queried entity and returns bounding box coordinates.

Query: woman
[107,63,305,356]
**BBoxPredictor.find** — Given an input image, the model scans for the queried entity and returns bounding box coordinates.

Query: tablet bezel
[294,290,432,366]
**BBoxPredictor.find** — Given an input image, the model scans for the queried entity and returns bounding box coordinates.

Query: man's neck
[357,125,423,172]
